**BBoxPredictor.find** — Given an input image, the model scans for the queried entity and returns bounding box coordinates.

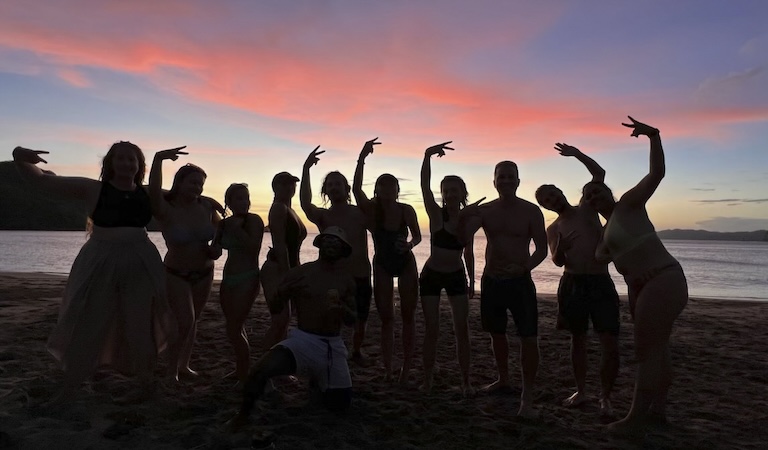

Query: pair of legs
[260,261,291,353]
[608,265,687,434]
[564,331,619,415]
[481,274,539,417]
[220,271,260,382]
[373,259,418,383]
[420,294,472,395]
[165,267,214,380]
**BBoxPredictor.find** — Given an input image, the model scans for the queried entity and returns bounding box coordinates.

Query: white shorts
[276,328,351,390]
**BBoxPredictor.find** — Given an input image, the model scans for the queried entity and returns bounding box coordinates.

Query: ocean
[0,231,765,301]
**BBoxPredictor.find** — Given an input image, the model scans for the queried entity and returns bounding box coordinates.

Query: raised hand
[13,147,49,164]
[304,145,325,169]
[155,146,188,161]
[425,141,454,158]
[359,137,381,160]
[461,197,487,217]
[622,116,659,138]
[554,143,581,157]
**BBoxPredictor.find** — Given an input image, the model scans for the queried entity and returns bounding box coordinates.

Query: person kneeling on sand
[229,226,357,430]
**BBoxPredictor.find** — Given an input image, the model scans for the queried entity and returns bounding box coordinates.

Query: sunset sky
[2,1,767,232]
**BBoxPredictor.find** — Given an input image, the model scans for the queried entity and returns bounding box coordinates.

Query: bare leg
[598,332,619,416]
[483,332,511,392]
[563,333,588,407]
[178,270,214,376]
[374,265,395,378]
[448,294,473,396]
[165,274,194,380]
[518,336,539,418]
[221,275,259,383]
[398,263,419,385]
[420,296,440,392]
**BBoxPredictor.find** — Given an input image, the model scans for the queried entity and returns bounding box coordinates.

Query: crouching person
[229,226,357,430]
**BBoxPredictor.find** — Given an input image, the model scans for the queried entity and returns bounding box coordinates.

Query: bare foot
[606,418,647,438]
[460,383,476,398]
[562,391,588,407]
[398,367,411,386]
[178,367,200,379]
[481,380,513,395]
[599,397,615,417]
[517,403,540,419]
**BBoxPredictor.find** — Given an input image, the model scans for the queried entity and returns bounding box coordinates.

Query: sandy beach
[0,272,766,449]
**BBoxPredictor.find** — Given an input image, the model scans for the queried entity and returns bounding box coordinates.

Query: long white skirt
[47,226,176,378]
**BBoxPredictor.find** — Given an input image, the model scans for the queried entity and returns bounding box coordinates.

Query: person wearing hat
[230,226,357,430]
[261,170,307,353]
[300,146,373,366]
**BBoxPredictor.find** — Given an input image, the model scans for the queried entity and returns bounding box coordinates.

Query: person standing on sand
[260,171,308,353]
[535,143,620,417]
[583,117,688,436]
[13,142,175,402]
[228,226,357,430]
[211,183,265,383]
[419,141,476,396]
[300,146,373,366]
[353,138,422,384]
[459,160,547,418]
[149,148,223,381]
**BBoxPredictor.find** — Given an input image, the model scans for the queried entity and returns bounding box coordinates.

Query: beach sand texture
[0,272,766,449]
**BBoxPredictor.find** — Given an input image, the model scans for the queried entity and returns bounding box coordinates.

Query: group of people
[12,116,688,436]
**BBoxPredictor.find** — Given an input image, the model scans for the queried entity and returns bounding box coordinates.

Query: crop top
[91,182,152,228]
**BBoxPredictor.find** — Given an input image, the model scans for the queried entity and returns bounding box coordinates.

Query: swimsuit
[430,209,464,251]
[165,266,214,285]
[603,216,656,260]
[480,274,538,337]
[91,182,152,227]
[557,273,620,334]
[372,207,412,277]
[218,218,260,288]
[419,266,467,297]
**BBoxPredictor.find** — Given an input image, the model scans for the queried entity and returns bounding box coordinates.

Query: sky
[1,0,767,232]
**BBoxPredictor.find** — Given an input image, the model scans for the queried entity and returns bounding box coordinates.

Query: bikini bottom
[165,265,214,286]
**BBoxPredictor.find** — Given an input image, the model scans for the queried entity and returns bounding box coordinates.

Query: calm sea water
[0,231,765,301]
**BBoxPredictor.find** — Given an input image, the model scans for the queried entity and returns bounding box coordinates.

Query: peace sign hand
[304,145,325,169]
[13,147,49,164]
[622,116,659,138]
[554,143,581,157]
[461,196,487,217]
[425,141,454,158]
[155,146,188,161]
[359,137,381,159]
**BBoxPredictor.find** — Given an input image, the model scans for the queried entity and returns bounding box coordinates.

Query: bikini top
[91,182,152,228]
[431,227,464,251]
[372,212,408,251]
[219,217,248,250]
[603,216,657,260]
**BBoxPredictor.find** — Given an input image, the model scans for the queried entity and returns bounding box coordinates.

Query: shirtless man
[300,146,373,365]
[229,226,357,430]
[459,161,547,418]
[535,143,620,417]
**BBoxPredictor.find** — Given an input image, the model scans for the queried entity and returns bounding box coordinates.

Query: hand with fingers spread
[303,145,325,169]
[425,141,454,158]
[13,147,50,165]
[358,137,381,161]
[622,116,659,138]
[554,143,582,158]
[154,146,188,161]
[461,197,487,218]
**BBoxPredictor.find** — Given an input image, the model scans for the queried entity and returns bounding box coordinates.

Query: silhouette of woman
[419,141,474,396]
[353,138,422,384]
[583,117,688,435]
[13,142,175,401]
[149,149,222,381]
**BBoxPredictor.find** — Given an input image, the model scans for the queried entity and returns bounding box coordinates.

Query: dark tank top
[91,182,152,228]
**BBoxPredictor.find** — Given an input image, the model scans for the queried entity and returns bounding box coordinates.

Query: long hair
[440,175,468,222]
[320,171,351,205]
[100,141,145,185]
[373,173,399,228]
[165,163,207,203]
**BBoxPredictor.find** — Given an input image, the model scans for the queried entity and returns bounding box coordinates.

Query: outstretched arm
[352,138,380,214]
[421,142,453,219]
[619,116,664,207]
[149,147,188,220]
[300,146,325,226]
[555,143,605,183]
[13,147,100,202]
[457,197,486,245]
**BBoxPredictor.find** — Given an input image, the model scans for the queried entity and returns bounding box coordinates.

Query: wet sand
[0,272,766,449]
